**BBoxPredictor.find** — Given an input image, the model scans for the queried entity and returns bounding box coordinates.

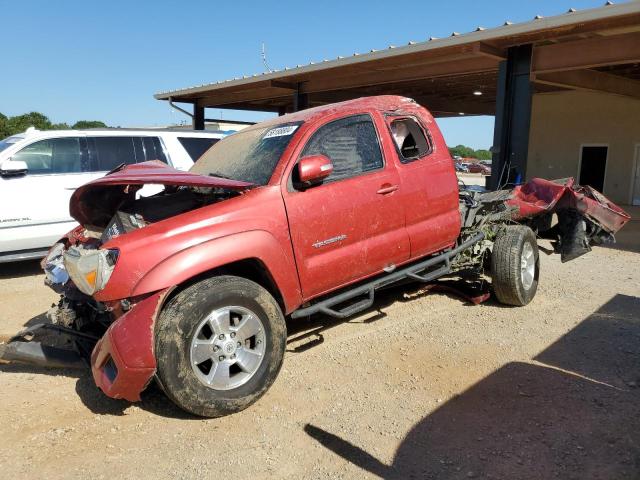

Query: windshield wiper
[208,172,234,180]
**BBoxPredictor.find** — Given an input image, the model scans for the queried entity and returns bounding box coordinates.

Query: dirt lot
[457,172,487,187]
[0,240,639,479]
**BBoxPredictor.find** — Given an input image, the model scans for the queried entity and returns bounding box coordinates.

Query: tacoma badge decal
[312,234,347,248]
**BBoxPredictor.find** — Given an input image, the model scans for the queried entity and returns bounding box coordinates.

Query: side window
[12,138,84,174]
[390,118,432,162]
[300,114,383,183]
[91,137,136,171]
[142,137,168,163]
[178,137,219,161]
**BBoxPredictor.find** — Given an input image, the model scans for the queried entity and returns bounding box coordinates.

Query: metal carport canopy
[154,2,640,118]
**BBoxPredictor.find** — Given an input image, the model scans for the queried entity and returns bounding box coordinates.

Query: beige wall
[527,90,640,204]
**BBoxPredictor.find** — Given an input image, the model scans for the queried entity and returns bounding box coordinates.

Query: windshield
[0,135,24,153]
[190,122,302,185]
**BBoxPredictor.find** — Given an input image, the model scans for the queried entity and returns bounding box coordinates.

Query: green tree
[475,149,492,160]
[0,112,108,139]
[448,144,493,160]
[448,144,475,158]
[0,113,8,139]
[72,120,107,129]
[6,112,53,134]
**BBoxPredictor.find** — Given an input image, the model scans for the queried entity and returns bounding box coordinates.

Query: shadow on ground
[286,279,490,353]
[0,259,43,279]
[0,361,197,419]
[305,294,640,479]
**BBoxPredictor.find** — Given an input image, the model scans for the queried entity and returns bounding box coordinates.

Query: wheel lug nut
[218,355,225,361]
[213,345,219,352]
[230,332,236,338]
[237,341,242,347]
[231,354,236,359]
[219,334,225,340]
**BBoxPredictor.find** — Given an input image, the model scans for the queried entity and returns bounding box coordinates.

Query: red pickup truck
[1,96,629,417]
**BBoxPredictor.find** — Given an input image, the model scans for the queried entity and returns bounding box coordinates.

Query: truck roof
[12,127,227,140]
[257,95,425,129]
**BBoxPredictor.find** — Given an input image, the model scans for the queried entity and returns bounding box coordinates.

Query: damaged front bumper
[90,289,168,401]
[38,235,167,401]
[2,241,169,401]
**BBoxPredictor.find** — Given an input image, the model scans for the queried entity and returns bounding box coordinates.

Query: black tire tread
[154,275,286,417]
[491,225,539,306]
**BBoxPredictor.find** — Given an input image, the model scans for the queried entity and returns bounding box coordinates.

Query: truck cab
[276,97,460,299]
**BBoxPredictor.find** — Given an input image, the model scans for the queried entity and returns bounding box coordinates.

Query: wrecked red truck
[0,96,630,417]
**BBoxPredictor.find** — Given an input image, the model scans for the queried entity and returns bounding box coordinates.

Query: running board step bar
[291,232,485,320]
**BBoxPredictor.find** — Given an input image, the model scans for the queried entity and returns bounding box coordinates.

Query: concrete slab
[605,205,640,253]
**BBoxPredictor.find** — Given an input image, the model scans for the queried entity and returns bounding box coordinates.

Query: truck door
[283,113,410,300]
[386,115,460,257]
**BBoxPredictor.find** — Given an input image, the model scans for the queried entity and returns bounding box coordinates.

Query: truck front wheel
[490,225,540,306]
[154,275,286,417]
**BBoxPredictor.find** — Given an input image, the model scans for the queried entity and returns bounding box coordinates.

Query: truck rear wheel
[155,275,286,417]
[491,226,539,306]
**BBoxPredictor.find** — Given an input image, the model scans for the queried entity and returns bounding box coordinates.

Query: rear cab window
[388,117,432,162]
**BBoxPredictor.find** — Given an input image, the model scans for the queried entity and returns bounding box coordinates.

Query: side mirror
[298,155,333,183]
[0,159,28,177]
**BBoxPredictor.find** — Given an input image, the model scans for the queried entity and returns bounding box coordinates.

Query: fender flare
[130,230,302,313]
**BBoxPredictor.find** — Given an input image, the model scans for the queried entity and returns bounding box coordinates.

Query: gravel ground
[0,242,638,479]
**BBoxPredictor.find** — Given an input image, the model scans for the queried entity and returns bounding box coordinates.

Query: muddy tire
[155,275,286,417]
[491,226,540,306]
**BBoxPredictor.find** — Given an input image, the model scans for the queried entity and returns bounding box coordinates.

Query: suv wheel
[155,275,286,417]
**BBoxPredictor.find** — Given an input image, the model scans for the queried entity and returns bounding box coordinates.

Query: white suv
[0,128,226,262]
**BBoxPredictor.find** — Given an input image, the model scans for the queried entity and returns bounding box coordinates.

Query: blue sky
[0,0,614,149]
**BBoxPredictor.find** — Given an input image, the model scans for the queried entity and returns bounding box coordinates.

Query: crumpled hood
[70,161,254,226]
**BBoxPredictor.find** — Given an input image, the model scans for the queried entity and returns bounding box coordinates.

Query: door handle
[376,184,399,195]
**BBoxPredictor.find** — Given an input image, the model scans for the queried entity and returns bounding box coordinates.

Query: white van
[0,128,226,262]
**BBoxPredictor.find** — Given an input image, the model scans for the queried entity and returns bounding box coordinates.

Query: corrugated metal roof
[154,1,640,100]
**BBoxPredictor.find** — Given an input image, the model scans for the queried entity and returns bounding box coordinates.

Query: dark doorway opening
[579,145,607,192]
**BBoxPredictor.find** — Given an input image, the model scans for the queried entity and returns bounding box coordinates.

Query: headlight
[63,246,119,295]
[43,242,70,286]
